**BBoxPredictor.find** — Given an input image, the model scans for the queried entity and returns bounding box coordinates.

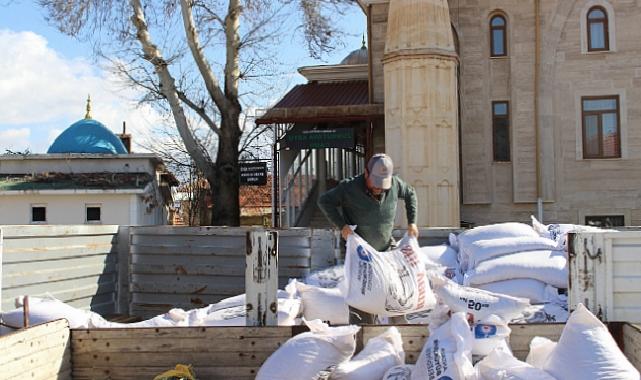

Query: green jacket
[318,174,417,251]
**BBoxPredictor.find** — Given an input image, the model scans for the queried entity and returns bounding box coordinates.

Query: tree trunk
[211,112,242,226]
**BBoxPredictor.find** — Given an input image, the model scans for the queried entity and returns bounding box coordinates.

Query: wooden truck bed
[4,319,641,380]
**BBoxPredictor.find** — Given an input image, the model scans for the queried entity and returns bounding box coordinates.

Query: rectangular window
[581,96,620,159]
[31,205,46,223]
[492,101,511,162]
[585,215,624,227]
[86,204,102,223]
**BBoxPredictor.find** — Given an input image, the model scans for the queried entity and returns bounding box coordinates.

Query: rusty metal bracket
[583,238,602,262]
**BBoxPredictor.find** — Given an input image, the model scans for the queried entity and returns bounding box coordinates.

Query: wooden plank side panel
[71,326,293,380]
[69,323,568,380]
[73,366,256,380]
[310,229,338,270]
[129,228,311,318]
[508,324,564,361]
[1,225,119,238]
[3,242,114,263]
[4,256,117,288]
[0,319,71,380]
[1,226,120,313]
[364,326,428,364]
[623,324,641,371]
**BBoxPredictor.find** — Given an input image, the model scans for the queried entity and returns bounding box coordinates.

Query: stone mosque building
[258,0,641,229]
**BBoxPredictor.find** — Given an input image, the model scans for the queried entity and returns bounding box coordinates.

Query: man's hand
[408,223,419,238]
[341,225,353,240]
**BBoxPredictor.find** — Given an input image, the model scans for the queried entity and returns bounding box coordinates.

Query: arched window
[587,6,609,51]
[490,15,507,57]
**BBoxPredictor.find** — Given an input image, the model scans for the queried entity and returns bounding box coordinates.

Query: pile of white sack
[455,221,569,323]
[256,304,640,380]
[0,283,303,334]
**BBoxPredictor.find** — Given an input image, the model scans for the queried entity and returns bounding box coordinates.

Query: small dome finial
[362,33,366,49]
[84,94,92,119]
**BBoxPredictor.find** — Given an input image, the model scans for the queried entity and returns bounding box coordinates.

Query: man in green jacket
[318,153,418,324]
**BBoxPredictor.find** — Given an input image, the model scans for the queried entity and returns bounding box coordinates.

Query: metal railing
[282,149,317,227]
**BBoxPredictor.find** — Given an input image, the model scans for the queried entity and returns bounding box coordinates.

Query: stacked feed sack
[452,223,566,294]
[447,222,569,323]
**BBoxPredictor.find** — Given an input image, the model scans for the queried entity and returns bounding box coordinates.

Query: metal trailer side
[569,231,641,323]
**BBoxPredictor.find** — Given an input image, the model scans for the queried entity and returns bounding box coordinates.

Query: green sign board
[285,128,355,150]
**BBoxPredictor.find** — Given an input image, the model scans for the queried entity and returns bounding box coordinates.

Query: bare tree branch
[130,0,214,181]
[180,0,229,110]
[177,90,221,136]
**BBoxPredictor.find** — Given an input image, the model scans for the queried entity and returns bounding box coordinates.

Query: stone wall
[367,0,641,226]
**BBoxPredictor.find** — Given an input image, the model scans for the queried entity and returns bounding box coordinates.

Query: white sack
[343,234,436,316]
[457,223,540,270]
[90,285,301,328]
[195,297,300,326]
[464,250,568,289]
[412,312,475,380]
[384,365,414,380]
[90,307,193,328]
[1,295,97,328]
[421,244,459,269]
[530,216,607,248]
[296,281,349,325]
[472,315,511,356]
[477,279,562,305]
[0,325,14,337]
[431,274,529,321]
[466,236,561,269]
[210,283,298,312]
[305,265,345,289]
[449,233,459,251]
[421,244,460,280]
[526,337,557,369]
[331,327,405,380]
[256,319,360,380]
[542,304,640,380]
[475,348,558,380]
[509,303,569,324]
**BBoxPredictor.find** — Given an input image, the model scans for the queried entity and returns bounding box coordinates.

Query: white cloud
[0,29,166,153]
[0,128,30,152]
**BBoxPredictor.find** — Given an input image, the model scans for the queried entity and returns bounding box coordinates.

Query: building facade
[362,0,641,227]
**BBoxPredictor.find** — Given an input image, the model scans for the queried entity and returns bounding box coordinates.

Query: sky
[0,1,366,154]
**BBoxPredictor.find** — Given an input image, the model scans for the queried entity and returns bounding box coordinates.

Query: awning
[256,81,383,125]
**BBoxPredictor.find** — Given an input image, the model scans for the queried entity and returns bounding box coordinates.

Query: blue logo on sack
[356,245,372,262]
[474,324,497,339]
[438,377,454,380]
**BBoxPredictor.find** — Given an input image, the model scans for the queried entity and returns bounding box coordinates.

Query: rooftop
[0,172,152,191]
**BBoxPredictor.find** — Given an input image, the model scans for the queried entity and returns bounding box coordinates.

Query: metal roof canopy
[256,81,383,125]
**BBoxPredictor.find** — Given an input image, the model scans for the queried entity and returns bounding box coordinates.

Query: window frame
[581,95,621,159]
[587,6,609,52]
[85,204,102,224]
[490,15,508,57]
[30,204,47,224]
[492,101,511,162]
[585,215,625,227]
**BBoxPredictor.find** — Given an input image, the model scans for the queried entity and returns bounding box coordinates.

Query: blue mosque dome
[47,96,128,154]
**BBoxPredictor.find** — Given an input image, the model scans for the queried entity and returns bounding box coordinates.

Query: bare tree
[38,0,354,225]
[137,122,211,225]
